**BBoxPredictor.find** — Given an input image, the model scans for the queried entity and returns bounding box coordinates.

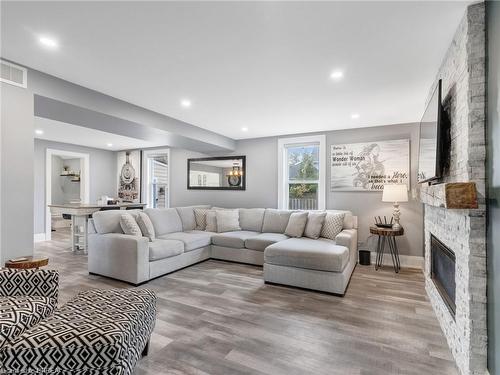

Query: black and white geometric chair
[0,269,157,375]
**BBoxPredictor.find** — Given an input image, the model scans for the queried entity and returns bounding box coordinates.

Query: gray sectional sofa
[88,206,358,295]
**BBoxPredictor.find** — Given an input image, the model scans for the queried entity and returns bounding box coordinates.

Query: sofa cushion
[159,231,212,252]
[321,212,345,240]
[245,233,289,251]
[284,212,308,237]
[239,208,265,232]
[264,238,349,272]
[176,205,211,231]
[145,208,183,236]
[1,289,156,375]
[148,239,184,261]
[262,209,293,233]
[211,231,260,248]
[0,296,57,348]
[216,209,241,233]
[93,209,141,234]
[120,213,142,237]
[137,211,156,241]
[304,212,327,239]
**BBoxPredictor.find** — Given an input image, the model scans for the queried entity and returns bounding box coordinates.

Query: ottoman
[263,237,355,295]
[1,288,156,375]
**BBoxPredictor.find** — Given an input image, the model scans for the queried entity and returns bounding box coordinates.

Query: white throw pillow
[321,212,345,240]
[304,212,327,239]
[216,209,241,233]
[136,211,155,241]
[205,210,217,232]
[194,208,210,230]
[284,212,308,238]
[120,213,143,237]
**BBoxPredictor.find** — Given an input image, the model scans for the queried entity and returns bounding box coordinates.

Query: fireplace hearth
[431,234,456,317]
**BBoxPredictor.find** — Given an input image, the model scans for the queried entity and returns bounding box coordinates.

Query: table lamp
[382,184,408,230]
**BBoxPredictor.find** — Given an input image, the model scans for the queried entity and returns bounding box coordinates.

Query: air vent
[0,60,27,88]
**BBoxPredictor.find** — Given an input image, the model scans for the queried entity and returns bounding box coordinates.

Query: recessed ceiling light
[107,143,113,147]
[351,113,360,119]
[330,70,344,80]
[241,127,248,132]
[181,99,191,108]
[38,36,58,49]
[35,129,44,135]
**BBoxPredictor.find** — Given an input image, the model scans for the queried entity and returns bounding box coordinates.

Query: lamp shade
[382,184,408,203]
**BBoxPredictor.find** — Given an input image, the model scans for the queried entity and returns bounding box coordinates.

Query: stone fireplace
[420,3,487,375]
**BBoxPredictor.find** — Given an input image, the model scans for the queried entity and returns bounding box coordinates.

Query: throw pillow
[136,212,155,241]
[205,210,217,232]
[120,213,142,237]
[261,209,293,233]
[216,209,241,233]
[321,212,345,240]
[304,212,327,239]
[284,211,308,237]
[194,208,210,230]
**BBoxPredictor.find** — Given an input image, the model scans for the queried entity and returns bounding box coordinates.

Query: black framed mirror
[187,156,246,190]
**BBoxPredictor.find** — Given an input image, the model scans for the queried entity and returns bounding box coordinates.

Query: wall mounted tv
[417,79,450,184]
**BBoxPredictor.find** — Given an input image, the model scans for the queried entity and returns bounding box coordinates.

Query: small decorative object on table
[381,184,408,230]
[374,215,393,228]
[370,226,404,273]
[5,256,49,270]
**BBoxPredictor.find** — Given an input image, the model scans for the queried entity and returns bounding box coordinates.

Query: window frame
[277,135,326,210]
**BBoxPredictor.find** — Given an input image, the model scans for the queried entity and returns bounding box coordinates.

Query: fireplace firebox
[430,234,456,317]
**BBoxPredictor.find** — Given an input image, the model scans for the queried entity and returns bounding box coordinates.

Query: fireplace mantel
[420,182,478,209]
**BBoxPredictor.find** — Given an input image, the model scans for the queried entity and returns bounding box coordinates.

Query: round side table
[369,226,404,273]
[5,256,49,270]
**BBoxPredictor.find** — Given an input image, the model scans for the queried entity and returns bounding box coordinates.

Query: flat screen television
[417,79,450,183]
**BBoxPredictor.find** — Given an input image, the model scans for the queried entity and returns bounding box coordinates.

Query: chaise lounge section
[88,206,358,295]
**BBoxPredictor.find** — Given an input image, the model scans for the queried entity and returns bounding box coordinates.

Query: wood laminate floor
[35,228,458,375]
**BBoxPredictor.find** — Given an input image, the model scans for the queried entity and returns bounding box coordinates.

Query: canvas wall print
[330,139,409,191]
[117,150,141,202]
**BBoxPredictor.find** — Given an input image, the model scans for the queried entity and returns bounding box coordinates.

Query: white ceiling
[35,117,170,151]
[2,1,471,140]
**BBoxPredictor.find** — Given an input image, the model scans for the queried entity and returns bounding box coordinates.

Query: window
[142,149,170,208]
[278,135,325,210]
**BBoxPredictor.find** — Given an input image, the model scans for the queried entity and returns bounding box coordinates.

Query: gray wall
[171,122,423,257]
[34,139,117,234]
[487,1,499,373]
[0,82,34,265]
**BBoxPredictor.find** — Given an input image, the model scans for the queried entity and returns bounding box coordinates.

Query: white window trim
[277,135,326,210]
[141,148,170,208]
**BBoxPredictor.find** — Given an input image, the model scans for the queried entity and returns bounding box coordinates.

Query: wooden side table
[5,256,49,270]
[369,226,404,273]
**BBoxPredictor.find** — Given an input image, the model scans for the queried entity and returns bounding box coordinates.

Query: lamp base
[392,203,402,230]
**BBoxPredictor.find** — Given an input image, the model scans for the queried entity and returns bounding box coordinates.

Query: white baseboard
[369,251,423,270]
[34,233,47,242]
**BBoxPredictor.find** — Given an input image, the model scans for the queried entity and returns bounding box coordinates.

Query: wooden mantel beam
[420,182,478,209]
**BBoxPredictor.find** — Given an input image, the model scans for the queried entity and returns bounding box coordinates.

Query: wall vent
[0,60,27,88]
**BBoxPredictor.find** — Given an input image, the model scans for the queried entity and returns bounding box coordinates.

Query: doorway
[142,149,170,208]
[45,149,90,241]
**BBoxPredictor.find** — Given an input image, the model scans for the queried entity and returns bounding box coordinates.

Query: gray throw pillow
[216,209,241,233]
[120,213,142,237]
[205,210,217,232]
[284,212,308,238]
[304,212,327,239]
[262,209,293,233]
[136,211,155,241]
[321,212,345,240]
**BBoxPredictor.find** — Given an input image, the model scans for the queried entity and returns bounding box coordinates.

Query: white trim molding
[34,233,47,243]
[141,148,170,209]
[369,252,424,270]
[277,135,326,210]
[45,149,90,241]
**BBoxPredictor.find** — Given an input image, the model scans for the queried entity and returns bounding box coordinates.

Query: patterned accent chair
[0,269,157,375]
